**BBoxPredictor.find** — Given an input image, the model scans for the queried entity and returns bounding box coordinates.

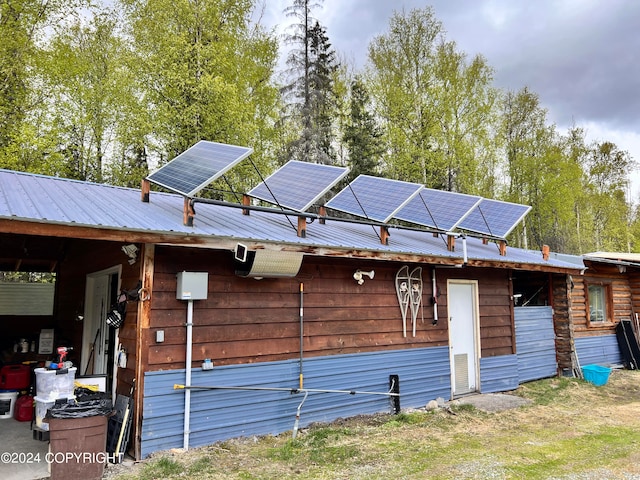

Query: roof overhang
[0,218,585,275]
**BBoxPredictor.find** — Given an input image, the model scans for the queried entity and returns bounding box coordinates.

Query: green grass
[108,370,640,480]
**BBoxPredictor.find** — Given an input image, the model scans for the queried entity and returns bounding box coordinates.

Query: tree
[342,76,383,180]
[431,41,499,194]
[281,0,339,164]
[585,141,635,251]
[366,7,443,185]
[0,0,87,170]
[122,0,280,194]
[40,11,127,182]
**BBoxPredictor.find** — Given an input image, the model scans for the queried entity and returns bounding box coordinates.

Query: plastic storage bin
[35,396,75,430]
[582,364,612,386]
[0,390,18,419]
[35,367,76,400]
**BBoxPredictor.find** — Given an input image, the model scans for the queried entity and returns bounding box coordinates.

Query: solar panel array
[248,161,349,212]
[457,199,531,238]
[145,141,530,239]
[146,140,253,197]
[395,188,482,232]
[325,175,423,223]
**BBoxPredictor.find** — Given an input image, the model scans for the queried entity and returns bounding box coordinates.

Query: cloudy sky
[259,0,640,196]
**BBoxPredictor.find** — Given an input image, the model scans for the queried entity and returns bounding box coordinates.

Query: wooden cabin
[568,253,640,367]
[0,169,587,459]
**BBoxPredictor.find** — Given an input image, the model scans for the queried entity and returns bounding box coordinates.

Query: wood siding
[570,262,633,337]
[56,239,140,396]
[145,247,515,371]
[552,274,572,372]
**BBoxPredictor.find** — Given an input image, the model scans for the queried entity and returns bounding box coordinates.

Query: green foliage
[39,10,127,182]
[0,0,88,167]
[367,7,444,184]
[281,0,339,165]
[0,1,638,254]
[342,76,384,180]
[366,7,499,193]
[122,0,280,186]
[137,456,184,479]
[0,271,55,283]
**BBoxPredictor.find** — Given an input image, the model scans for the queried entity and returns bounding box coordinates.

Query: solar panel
[457,198,531,238]
[247,161,349,212]
[325,175,423,223]
[394,188,482,232]
[146,140,253,197]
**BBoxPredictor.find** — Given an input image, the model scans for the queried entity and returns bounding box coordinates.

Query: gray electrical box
[176,271,208,300]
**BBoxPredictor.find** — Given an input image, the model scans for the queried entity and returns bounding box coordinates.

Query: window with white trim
[587,284,608,323]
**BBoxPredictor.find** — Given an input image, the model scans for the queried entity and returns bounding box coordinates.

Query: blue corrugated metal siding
[575,335,622,366]
[480,355,519,393]
[141,347,450,458]
[515,306,558,382]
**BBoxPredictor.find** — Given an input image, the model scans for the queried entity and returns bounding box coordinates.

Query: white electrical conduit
[462,234,468,264]
[299,282,304,389]
[432,268,438,325]
[183,299,194,450]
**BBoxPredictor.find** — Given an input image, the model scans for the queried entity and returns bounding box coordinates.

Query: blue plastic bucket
[582,364,612,386]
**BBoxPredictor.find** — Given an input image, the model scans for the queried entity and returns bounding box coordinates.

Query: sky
[258,0,640,198]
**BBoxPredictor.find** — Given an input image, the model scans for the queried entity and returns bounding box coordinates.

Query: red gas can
[14,394,34,422]
[0,365,31,390]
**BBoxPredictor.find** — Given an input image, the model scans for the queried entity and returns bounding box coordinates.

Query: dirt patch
[450,392,532,412]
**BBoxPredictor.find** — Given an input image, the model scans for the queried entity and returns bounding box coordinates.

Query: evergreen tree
[281,0,338,164]
[342,76,383,180]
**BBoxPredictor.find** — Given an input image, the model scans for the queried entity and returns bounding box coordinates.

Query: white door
[448,280,480,397]
[81,266,121,394]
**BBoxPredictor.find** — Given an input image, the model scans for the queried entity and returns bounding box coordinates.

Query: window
[587,284,609,324]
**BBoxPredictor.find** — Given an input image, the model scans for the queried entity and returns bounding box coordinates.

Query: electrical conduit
[183,299,194,450]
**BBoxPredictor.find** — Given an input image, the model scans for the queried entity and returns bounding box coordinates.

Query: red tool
[56,346,73,363]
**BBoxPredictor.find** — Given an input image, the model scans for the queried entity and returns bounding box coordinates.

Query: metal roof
[584,252,640,267]
[0,169,584,272]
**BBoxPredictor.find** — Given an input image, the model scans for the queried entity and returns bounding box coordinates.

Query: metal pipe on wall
[432,268,439,325]
[183,299,194,450]
[299,282,304,389]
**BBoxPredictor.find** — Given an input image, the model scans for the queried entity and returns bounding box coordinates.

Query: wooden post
[482,237,489,245]
[380,226,390,245]
[297,216,306,238]
[242,194,251,216]
[499,240,507,256]
[183,198,195,227]
[447,235,455,252]
[141,179,150,203]
[542,244,550,261]
[319,206,327,225]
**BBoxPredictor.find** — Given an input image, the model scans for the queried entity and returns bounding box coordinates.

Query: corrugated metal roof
[0,169,584,272]
[584,251,640,267]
